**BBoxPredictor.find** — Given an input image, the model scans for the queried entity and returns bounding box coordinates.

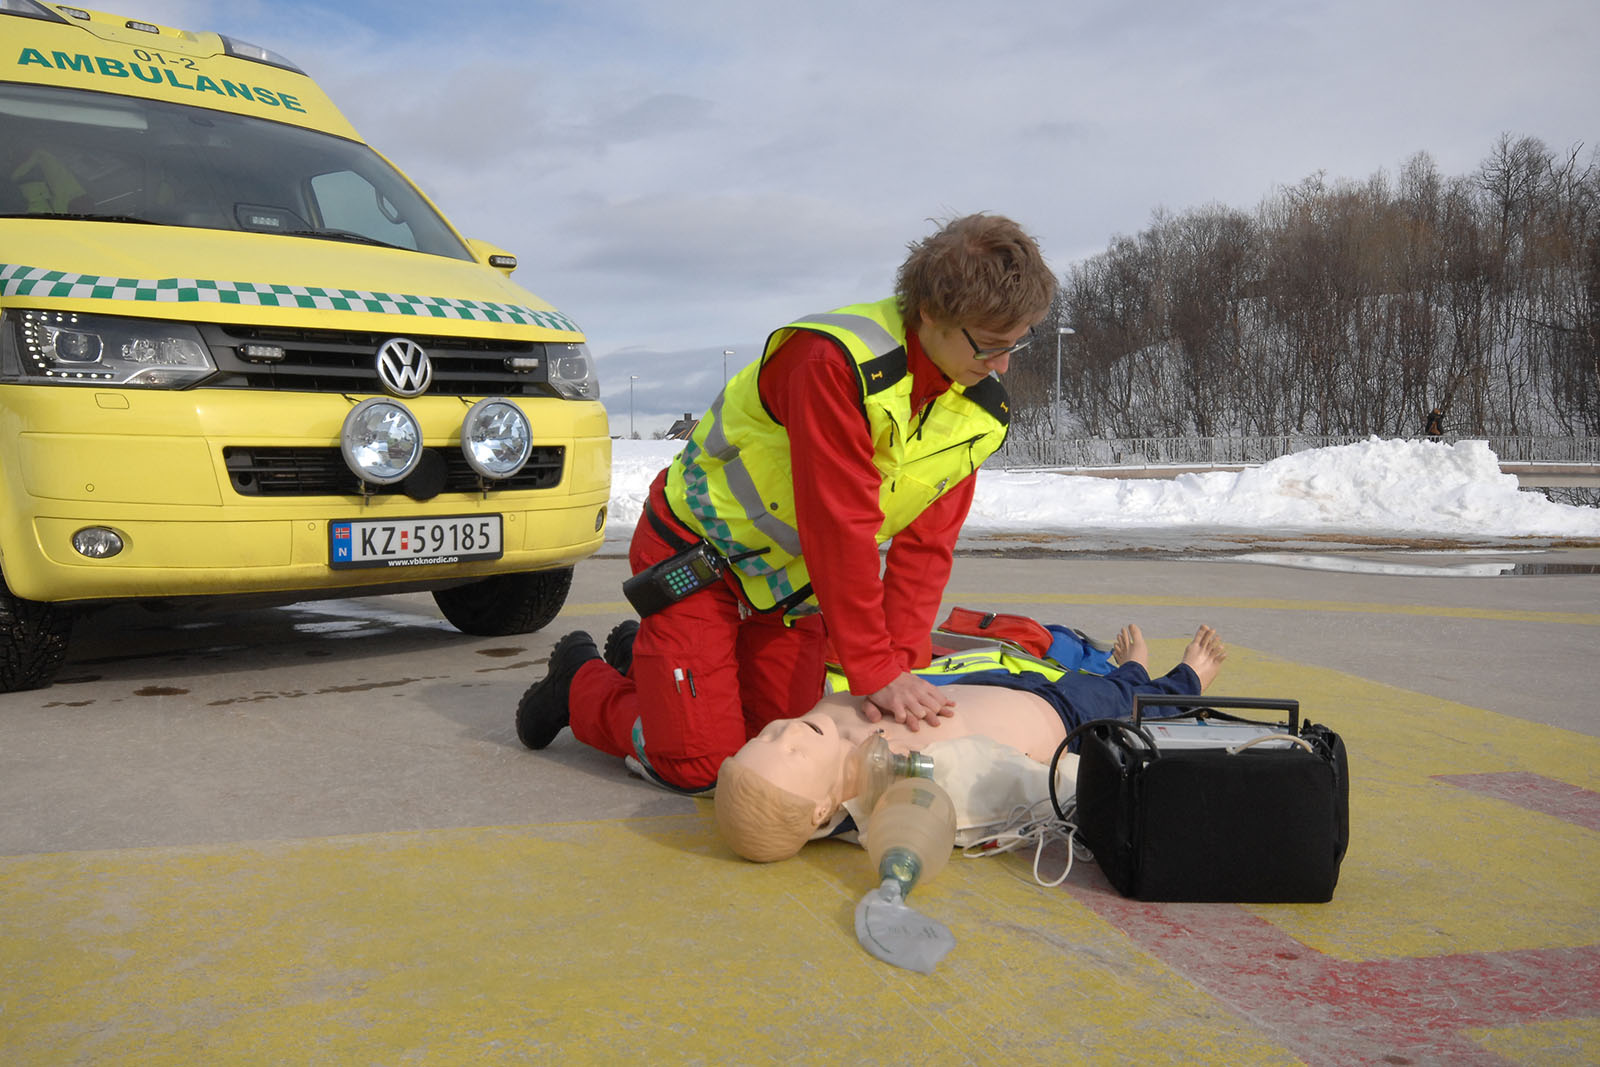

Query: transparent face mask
[848,733,934,813]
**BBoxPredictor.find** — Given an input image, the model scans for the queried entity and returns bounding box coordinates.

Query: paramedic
[716,624,1228,862]
[516,214,1058,791]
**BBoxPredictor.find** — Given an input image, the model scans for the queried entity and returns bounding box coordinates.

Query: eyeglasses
[963,328,1032,361]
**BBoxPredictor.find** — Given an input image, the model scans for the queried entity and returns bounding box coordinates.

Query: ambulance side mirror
[466,238,518,277]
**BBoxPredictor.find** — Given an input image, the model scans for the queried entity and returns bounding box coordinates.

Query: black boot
[603,619,640,676]
[515,631,600,749]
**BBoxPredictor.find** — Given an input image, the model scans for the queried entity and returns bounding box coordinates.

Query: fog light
[340,398,422,485]
[460,397,532,479]
[595,505,607,532]
[73,527,124,558]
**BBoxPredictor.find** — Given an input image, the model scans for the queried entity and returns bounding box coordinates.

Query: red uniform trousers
[567,472,829,790]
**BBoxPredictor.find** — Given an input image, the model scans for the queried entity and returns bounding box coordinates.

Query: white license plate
[329,514,502,569]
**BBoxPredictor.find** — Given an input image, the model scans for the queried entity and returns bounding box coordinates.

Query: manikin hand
[860,671,955,732]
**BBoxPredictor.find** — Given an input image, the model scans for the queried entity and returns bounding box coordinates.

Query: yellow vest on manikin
[824,644,1074,694]
[664,298,1010,615]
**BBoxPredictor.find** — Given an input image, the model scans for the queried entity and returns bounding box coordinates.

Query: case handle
[1131,693,1299,734]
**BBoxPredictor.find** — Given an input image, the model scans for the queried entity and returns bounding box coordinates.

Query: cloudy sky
[130,0,1597,434]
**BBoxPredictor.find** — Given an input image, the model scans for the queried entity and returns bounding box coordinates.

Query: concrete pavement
[2,547,1597,1064]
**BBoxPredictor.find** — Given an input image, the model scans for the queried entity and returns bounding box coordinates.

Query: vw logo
[375,338,432,397]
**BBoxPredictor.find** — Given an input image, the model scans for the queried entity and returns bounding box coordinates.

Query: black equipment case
[1067,695,1350,902]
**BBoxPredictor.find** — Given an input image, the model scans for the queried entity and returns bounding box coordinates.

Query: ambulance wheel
[0,575,74,693]
[432,567,573,637]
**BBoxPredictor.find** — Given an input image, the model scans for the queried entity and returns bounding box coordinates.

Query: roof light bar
[219,34,304,74]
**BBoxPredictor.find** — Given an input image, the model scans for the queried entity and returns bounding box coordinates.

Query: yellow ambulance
[0,2,611,690]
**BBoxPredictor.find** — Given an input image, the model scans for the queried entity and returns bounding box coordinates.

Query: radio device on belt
[622,502,767,618]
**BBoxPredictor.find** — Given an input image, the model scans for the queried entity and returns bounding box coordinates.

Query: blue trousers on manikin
[948,661,1202,734]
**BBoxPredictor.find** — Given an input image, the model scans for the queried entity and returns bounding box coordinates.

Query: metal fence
[991,435,1600,470]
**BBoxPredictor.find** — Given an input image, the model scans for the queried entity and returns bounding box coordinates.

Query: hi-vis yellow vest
[825,643,1075,694]
[664,298,1010,615]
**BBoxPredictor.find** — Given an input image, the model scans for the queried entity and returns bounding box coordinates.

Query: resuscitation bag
[1067,694,1350,903]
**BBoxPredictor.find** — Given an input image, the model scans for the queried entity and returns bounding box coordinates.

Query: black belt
[645,495,699,553]
[645,495,772,570]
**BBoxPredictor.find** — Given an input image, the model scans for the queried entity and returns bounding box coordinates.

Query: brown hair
[714,757,828,862]
[895,213,1056,333]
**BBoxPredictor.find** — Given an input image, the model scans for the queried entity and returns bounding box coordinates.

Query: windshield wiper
[283,228,404,250]
[0,212,160,224]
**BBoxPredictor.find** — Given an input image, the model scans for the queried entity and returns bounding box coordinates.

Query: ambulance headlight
[548,342,598,400]
[341,398,423,484]
[460,397,532,479]
[11,310,216,388]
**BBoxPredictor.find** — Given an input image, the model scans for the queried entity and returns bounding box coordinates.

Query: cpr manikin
[713,624,1229,863]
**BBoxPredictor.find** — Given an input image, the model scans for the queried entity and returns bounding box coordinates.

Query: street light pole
[629,374,639,438]
[1055,326,1075,422]
[722,348,734,386]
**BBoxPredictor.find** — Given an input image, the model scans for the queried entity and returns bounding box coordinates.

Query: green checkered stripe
[677,440,740,546]
[0,264,580,332]
[676,440,804,605]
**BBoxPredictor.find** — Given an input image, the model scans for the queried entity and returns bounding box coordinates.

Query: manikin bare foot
[1181,625,1227,690]
[1111,624,1148,669]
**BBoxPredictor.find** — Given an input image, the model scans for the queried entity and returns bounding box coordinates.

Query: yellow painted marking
[949,592,1600,626]
[2,646,1596,1063]
[0,817,1296,1064]
[561,595,1600,626]
[555,600,632,617]
[1464,1018,1600,1065]
[1168,645,1600,962]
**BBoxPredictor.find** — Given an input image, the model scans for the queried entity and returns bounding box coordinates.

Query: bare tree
[1040,135,1598,441]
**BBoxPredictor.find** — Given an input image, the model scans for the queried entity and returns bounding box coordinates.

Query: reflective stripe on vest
[665,298,1008,614]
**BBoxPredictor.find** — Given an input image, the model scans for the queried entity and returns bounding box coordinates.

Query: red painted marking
[1065,867,1600,1066]
[1432,772,1600,833]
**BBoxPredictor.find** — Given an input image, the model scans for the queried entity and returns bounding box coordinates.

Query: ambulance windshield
[0,82,472,260]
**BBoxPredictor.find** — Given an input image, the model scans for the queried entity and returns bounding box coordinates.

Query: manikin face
[732,713,850,813]
[917,316,1034,388]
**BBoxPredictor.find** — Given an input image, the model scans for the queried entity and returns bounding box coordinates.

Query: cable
[1227,732,1313,754]
[960,797,1091,888]
[959,721,1311,889]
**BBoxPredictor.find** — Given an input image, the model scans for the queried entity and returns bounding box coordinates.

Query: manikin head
[714,714,854,863]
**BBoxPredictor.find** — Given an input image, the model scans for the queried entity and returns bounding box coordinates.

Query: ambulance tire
[432,567,574,637]
[0,574,74,693]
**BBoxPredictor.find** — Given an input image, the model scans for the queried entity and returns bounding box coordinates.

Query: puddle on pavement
[286,600,457,637]
[1221,552,1600,578]
[1501,562,1600,576]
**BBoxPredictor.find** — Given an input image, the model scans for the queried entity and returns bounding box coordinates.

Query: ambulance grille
[223,446,566,496]
[197,324,558,396]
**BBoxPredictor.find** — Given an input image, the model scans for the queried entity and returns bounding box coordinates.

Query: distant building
[665,412,698,440]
